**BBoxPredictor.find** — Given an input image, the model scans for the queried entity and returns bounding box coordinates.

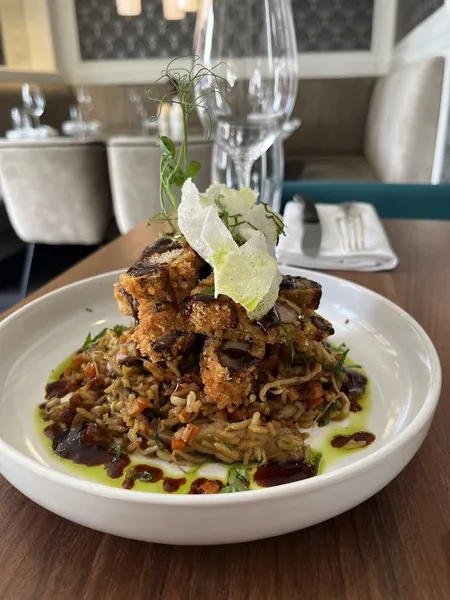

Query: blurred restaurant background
[0,0,449,309]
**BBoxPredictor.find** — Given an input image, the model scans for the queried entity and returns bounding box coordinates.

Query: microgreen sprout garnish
[146,57,229,231]
[221,467,250,493]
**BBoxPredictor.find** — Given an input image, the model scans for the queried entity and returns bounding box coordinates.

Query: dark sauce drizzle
[44,423,130,477]
[331,431,376,449]
[254,460,315,487]
[163,477,187,493]
[189,478,223,494]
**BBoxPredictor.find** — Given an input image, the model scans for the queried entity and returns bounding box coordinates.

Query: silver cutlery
[336,203,365,253]
[293,194,322,257]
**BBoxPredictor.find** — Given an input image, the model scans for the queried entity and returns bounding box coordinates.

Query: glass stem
[34,116,40,129]
[233,158,253,189]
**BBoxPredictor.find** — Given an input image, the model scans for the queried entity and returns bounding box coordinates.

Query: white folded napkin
[276,201,399,272]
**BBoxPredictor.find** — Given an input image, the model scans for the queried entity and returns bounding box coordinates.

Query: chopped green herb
[316,402,339,427]
[312,451,322,475]
[112,324,127,336]
[82,325,127,351]
[104,444,122,471]
[138,472,154,483]
[220,467,250,493]
[261,202,286,240]
[225,441,234,452]
[201,286,215,296]
[335,348,350,377]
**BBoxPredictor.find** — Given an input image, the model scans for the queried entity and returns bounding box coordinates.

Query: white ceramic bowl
[0,268,441,545]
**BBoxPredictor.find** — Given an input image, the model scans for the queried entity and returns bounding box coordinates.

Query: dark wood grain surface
[1,220,449,600]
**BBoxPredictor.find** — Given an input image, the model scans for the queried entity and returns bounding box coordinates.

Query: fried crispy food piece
[186,287,333,359]
[185,291,266,357]
[200,339,262,408]
[130,302,194,362]
[115,237,204,311]
[114,237,204,362]
[279,275,322,310]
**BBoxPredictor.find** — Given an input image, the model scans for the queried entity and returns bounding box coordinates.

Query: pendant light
[178,0,201,11]
[116,0,142,16]
[162,0,186,20]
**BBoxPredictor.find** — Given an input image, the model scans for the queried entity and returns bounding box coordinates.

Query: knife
[293,195,322,258]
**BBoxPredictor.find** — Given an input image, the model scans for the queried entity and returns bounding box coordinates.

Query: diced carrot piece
[136,397,149,413]
[286,420,294,428]
[120,334,128,343]
[84,362,96,379]
[185,423,200,443]
[308,396,324,409]
[200,480,220,494]
[71,355,84,368]
[171,438,186,450]
[64,367,72,378]
[179,408,192,423]
[272,420,281,430]
[287,387,300,401]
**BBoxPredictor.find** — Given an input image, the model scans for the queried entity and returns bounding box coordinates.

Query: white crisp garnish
[178,180,282,320]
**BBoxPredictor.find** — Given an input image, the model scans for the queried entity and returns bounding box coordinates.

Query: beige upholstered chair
[0,138,112,295]
[286,57,446,183]
[364,56,445,183]
[107,137,212,234]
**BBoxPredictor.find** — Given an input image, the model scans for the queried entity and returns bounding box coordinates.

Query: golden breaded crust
[200,339,262,408]
[185,294,266,357]
[116,237,204,310]
[185,290,333,359]
[130,301,194,362]
[279,275,322,310]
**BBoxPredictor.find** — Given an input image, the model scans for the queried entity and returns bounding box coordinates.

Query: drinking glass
[193,0,298,189]
[212,119,301,211]
[22,84,46,129]
[76,86,94,123]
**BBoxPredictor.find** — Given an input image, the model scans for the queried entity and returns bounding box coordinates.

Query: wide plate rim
[0,267,442,506]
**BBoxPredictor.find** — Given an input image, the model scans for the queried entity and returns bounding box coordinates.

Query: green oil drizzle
[311,368,372,468]
[48,354,74,383]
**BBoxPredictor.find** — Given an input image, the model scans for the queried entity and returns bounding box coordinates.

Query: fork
[336,203,365,253]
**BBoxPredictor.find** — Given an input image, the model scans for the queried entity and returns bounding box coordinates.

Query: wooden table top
[1,219,449,600]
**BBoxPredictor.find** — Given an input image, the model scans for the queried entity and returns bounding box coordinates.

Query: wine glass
[76,86,94,124]
[194,0,298,190]
[22,84,46,129]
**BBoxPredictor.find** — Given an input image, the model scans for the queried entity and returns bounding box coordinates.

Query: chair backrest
[364,57,445,183]
[0,138,112,245]
[107,137,212,234]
